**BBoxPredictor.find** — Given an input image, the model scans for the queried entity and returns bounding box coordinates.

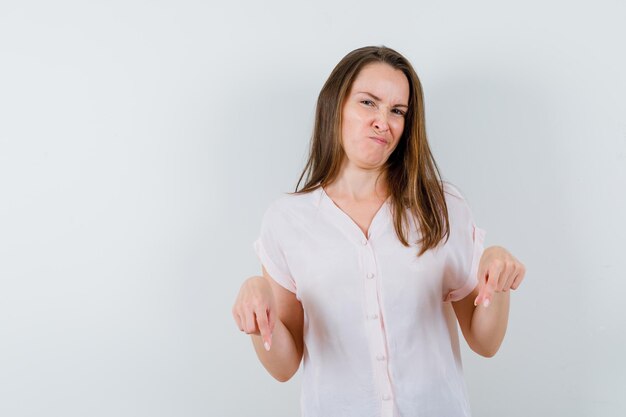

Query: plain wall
[1,0,625,416]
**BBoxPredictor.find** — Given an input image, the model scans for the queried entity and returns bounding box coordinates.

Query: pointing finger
[478,265,502,308]
[268,305,276,336]
[477,284,493,308]
[255,306,273,351]
[473,263,489,306]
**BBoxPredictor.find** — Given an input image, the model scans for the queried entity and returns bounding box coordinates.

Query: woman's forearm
[251,318,302,382]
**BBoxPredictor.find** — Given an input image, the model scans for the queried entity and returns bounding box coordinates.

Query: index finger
[255,307,273,351]
[476,267,501,308]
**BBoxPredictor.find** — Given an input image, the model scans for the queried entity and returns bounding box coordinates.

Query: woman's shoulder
[442,181,465,202]
[258,188,323,236]
[441,181,476,212]
[440,181,479,228]
[265,187,323,215]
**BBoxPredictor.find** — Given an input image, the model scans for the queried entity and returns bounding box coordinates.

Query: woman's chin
[354,159,388,171]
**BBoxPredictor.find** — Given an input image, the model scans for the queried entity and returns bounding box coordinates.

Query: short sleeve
[253,202,297,294]
[442,185,486,302]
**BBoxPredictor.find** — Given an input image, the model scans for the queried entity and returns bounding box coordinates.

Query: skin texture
[232,62,526,380]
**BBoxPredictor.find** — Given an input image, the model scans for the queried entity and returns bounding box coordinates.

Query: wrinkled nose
[373,111,389,132]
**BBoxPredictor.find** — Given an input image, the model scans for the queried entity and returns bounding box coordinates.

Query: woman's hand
[232,276,276,351]
[474,246,526,307]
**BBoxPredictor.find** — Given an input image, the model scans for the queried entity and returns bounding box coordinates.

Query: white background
[1,1,625,416]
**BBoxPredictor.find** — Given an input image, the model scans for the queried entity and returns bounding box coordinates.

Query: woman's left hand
[474,246,526,307]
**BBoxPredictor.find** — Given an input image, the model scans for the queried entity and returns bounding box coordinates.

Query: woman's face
[340,62,410,171]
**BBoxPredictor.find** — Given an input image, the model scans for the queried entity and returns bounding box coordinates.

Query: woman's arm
[452,246,525,357]
[233,266,304,382]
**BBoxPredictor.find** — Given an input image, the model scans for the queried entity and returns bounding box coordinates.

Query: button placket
[361,240,394,416]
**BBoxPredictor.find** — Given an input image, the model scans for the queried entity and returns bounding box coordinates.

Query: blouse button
[361,239,368,245]
[369,313,379,320]
[376,354,386,361]
[366,272,374,279]
[382,394,391,401]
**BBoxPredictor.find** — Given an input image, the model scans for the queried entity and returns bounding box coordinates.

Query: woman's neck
[324,163,389,202]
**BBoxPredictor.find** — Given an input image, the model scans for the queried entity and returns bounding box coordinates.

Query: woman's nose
[373,111,390,132]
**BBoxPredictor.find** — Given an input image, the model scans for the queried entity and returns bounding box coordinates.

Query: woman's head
[296,46,450,255]
[340,61,409,172]
[297,46,429,191]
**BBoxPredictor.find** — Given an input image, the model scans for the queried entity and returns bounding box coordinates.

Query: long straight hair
[295,46,449,256]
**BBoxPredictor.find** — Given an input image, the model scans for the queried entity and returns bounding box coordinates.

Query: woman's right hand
[232,276,276,351]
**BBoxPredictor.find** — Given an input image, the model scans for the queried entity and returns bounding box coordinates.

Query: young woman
[232,46,525,417]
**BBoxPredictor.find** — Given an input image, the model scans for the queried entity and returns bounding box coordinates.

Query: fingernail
[474,299,478,306]
[264,341,270,351]
[483,298,490,308]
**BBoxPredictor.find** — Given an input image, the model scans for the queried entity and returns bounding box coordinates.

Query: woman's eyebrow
[356,91,408,108]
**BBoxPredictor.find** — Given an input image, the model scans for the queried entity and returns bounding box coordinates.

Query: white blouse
[254,182,486,417]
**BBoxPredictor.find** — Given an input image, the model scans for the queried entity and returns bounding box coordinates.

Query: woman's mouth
[369,136,388,145]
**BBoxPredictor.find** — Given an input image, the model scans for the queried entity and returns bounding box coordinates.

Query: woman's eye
[392,109,406,116]
[360,100,375,106]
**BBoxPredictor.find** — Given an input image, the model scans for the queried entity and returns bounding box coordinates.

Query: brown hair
[295,46,449,256]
